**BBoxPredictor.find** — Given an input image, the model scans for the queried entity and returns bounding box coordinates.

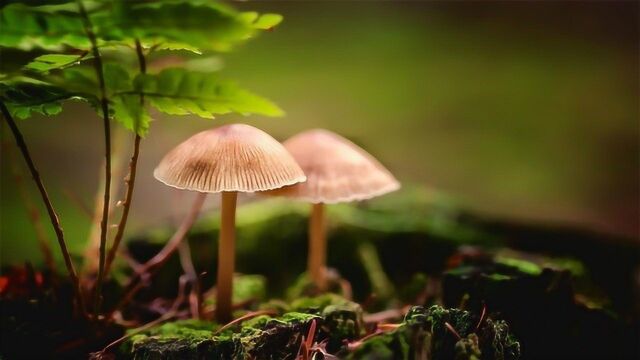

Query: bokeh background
[1,1,638,266]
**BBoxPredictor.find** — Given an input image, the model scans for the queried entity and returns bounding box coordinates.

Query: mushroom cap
[154,124,306,193]
[267,129,400,203]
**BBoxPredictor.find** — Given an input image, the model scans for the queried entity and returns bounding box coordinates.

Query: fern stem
[77,0,112,319]
[103,39,146,278]
[0,101,86,316]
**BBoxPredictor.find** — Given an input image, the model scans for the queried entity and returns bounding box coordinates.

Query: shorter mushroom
[154,124,306,323]
[267,129,400,290]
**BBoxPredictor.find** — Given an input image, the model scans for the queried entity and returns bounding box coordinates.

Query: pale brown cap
[154,124,306,193]
[267,129,400,203]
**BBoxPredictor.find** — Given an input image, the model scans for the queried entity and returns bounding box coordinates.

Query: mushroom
[154,124,306,323]
[267,129,400,290]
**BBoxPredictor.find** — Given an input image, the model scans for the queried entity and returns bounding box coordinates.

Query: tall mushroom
[154,124,306,323]
[267,129,400,290]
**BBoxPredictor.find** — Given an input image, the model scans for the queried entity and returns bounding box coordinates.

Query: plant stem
[104,38,145,277]
[0,101,85,315]
[77,0,112,318]
[308,203,327,290]
[134,39,147,75]
[104,135,141,275]
[103,39,146,275]
[111,193,206,314]
[216,191,237,324]
[178,240,202,319]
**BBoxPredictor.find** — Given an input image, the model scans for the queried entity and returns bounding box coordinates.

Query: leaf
[152,42,202,55]
[0,4,90,51]
[24,53,91,73]
[101,1,282,52]
[111,94,151,136]
[251,14,283,30]
[103,63,133,95]
[47,63,151,135]
[0,77,81,119]
[122,68,283,118]
[102,63,151,136]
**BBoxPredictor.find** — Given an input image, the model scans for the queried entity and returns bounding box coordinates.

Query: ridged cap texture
[267,129,400,203]
[154,124,306,193]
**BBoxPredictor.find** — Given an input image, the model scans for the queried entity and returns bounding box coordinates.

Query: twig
[96,276,189,357]
[111,193,206,314]
[475,304,487,332]
[214,310,276,334]
[82,129,128,276]
[103,38,145,276]
[444,322,461,340]
[104,135,141,275]
[77,0,112,319]
[178,240,201,319]
[363,308,404,324]
[0,101,85,315]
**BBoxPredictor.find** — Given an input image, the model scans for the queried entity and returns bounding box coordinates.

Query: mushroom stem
[308,203,327,290]
[216,191,237,323]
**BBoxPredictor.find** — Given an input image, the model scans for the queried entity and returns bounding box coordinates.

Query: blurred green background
[1,1,638,267]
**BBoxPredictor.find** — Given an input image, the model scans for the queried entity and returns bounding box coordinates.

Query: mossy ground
[2,194,637,359]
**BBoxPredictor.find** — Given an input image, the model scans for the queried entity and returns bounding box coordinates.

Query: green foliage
[0,77,85,119]
[0,0,283,133]
[134,69,284,119]
[0,3,89,51]
[24,54,91,73]
[104,1,283,52]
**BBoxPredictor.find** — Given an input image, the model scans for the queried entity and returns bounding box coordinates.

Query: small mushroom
[267,129,400,289]
[154,124,306,323]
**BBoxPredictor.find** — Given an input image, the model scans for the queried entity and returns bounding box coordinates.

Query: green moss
[124,313,322,360]
[455,334,481,360]
[285,271,352,300]
[232,274,267,303]
[347,330,412,360]
[289,293,357,312]
[494,256,542,276]
[347,306,520,360]
[399,272,429,303]
[290,294,366,351]
[125,320,221,360]
[203,275,267,308]
[485,274,513,281]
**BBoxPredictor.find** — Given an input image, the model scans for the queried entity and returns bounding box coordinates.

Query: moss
[347,306,520,360]
[231,274,266,303]
[258,299,291,314]
[347,331,412,360]
[124,313,322,360]
[485,274,513,281]
[399,272,429,303]
[455,334,481,360]
[290,294,365,352]
[285,271,351,300]
[124,320,221,360]
[203,274,267,311]
[289,293,357,313]
[494,256,542,276]
[235,312,319,359]
[477,319,520,360]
